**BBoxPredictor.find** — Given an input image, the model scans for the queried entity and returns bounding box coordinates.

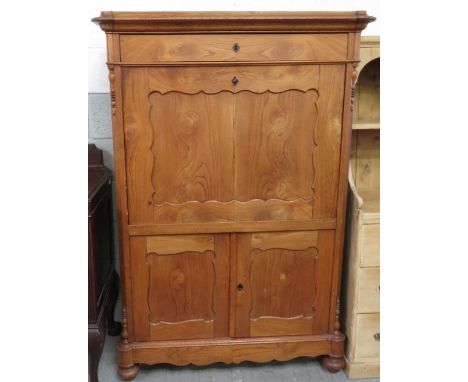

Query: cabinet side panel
[106,33,135,339]
[328,32,361,332]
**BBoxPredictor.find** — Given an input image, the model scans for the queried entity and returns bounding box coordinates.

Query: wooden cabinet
[343,36,380,379]
[88,144,121,382]
[92,11,374,380]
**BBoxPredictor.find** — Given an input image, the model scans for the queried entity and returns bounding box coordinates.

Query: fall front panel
[122,65,345,226]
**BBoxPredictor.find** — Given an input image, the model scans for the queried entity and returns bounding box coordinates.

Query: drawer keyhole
[236,283,244,291]
[374,332,380,341]
[232,43,240,53]
[232,76,239,86]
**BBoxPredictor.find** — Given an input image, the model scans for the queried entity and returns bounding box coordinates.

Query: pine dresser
[92,11,375,380]
[343,36,380,379]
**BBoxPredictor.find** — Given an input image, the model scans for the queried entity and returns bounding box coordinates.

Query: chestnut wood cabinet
[92,11,374,380]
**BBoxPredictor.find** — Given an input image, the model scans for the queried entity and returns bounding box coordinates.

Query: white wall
[88,0,380,93]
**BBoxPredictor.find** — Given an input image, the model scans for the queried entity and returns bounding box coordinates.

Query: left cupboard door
[129,233,230,341]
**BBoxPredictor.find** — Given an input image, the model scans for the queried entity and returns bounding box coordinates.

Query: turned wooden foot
[321,329,346,373]
[118,364,139,381]
[321,355,346,373]
[107,271,122,336]
[118,329,139,381]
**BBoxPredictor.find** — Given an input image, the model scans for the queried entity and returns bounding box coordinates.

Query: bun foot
[321,355,345,373]
[118,364,139,381]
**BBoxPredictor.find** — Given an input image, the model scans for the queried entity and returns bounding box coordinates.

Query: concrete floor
[98,302,379,382]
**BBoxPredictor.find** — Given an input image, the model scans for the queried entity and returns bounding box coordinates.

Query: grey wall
[88,93,114,170]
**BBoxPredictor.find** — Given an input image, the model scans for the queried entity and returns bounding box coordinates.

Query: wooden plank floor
[97,301,379,382]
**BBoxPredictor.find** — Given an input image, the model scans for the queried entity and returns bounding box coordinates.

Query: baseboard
[345,358,380,379]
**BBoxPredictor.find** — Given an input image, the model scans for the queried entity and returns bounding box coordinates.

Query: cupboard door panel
[130,234,230,341]
[233,230,335,337]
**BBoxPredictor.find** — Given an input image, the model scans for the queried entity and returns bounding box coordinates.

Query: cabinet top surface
[92,11,375,33]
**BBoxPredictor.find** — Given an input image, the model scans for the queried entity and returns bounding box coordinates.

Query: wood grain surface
[357,267,380,313]
[130,234,230,341]
[93,11,375,378]
[93,11,375,33]
[343,36,380,379]
[123,65,344,226]
[120,34,348,62]
[233,230,335,338]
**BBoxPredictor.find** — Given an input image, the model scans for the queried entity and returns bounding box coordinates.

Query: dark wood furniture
[88,144,121,382]
[92,12,375,381]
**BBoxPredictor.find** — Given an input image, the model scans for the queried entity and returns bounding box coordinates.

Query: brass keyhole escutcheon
[232,43,240,52]
[232,76,239,86]
[237,283,244,291]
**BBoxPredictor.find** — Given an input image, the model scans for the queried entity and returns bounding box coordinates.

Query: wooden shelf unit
[343,36,380,379]
[353,122,380,130]
[352,36,380,131]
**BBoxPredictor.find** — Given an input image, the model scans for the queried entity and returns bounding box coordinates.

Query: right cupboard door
[232,230,335,337]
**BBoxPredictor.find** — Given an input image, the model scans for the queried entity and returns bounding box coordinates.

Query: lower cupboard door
[233,230,335,338]
[130,234,230,341]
